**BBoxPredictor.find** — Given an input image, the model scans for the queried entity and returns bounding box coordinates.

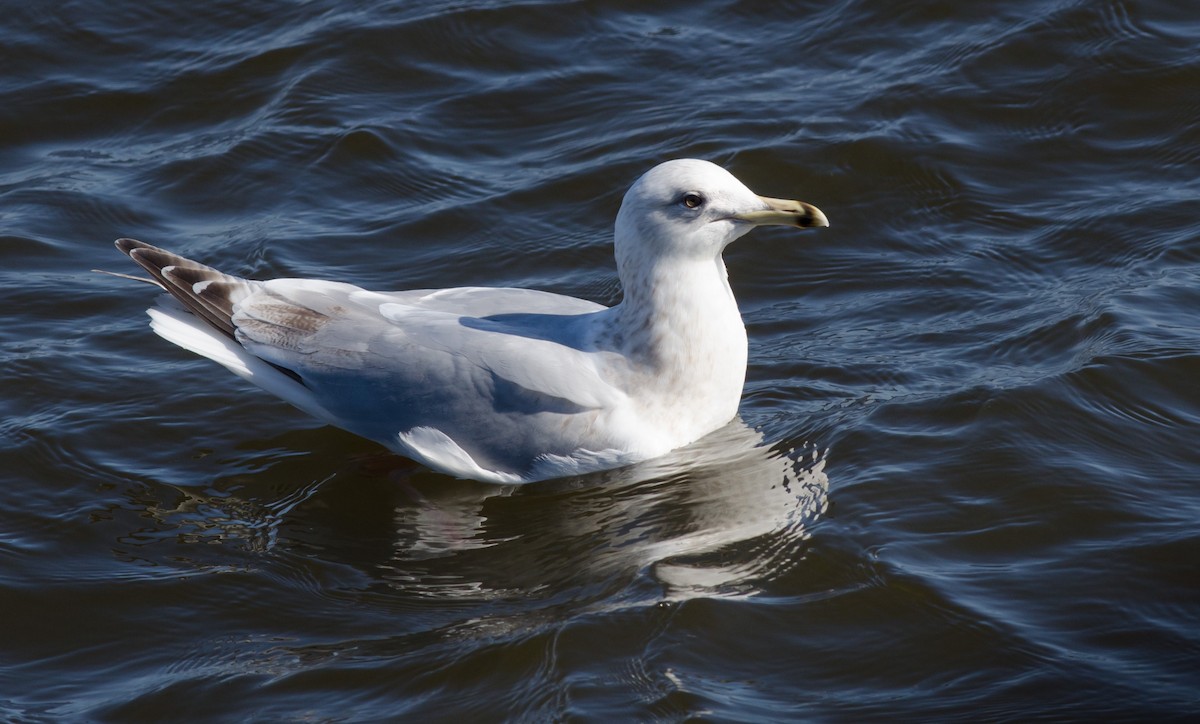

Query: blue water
[2,0,1198,719]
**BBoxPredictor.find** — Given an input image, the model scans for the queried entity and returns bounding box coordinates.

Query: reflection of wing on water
[382,418,829,602]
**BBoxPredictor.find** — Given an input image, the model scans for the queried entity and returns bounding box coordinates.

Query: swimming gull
[111,159,828,483]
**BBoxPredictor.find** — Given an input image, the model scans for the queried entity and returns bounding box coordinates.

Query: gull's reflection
[120,419,828,604]
[376,418,829,601]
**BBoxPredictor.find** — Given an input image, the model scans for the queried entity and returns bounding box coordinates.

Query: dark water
[2,0,1198,719]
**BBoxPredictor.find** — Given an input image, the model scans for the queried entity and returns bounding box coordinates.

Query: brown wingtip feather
[115,237,147,254]
[113,238,309,387]
[114,237,253,340]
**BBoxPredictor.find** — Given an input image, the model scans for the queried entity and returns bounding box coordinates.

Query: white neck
[600,252,748,436]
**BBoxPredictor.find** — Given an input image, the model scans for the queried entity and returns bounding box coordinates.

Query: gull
[111,159,828,483]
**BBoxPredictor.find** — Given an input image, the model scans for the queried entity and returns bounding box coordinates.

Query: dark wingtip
[115,238,149,256]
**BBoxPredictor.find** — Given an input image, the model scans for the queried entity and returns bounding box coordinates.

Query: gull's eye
[681,192,704,209]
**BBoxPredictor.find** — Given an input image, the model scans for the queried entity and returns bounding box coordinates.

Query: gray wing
[233,279,629,472]
[364,284,607,318]
[115,238,631,477]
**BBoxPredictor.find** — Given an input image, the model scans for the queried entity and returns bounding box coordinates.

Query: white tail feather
[146,299,337,425]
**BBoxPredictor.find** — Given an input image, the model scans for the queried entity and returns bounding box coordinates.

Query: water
[2,0,1198,719]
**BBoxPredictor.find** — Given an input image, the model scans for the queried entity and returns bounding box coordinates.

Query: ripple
[2,0,1199,718]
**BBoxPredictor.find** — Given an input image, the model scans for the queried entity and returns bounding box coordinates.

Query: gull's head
[614,159,828,265]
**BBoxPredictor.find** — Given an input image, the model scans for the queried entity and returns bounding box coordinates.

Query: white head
[613,159,828,272]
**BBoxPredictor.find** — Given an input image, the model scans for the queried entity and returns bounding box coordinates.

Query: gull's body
[114,159,827,483]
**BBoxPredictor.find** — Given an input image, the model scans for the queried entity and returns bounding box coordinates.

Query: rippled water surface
[2,0,1198,720]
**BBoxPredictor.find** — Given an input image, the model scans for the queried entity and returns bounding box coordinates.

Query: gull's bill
[733,195,829,229]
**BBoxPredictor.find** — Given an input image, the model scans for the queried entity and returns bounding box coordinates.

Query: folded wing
[116,239,630,479]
